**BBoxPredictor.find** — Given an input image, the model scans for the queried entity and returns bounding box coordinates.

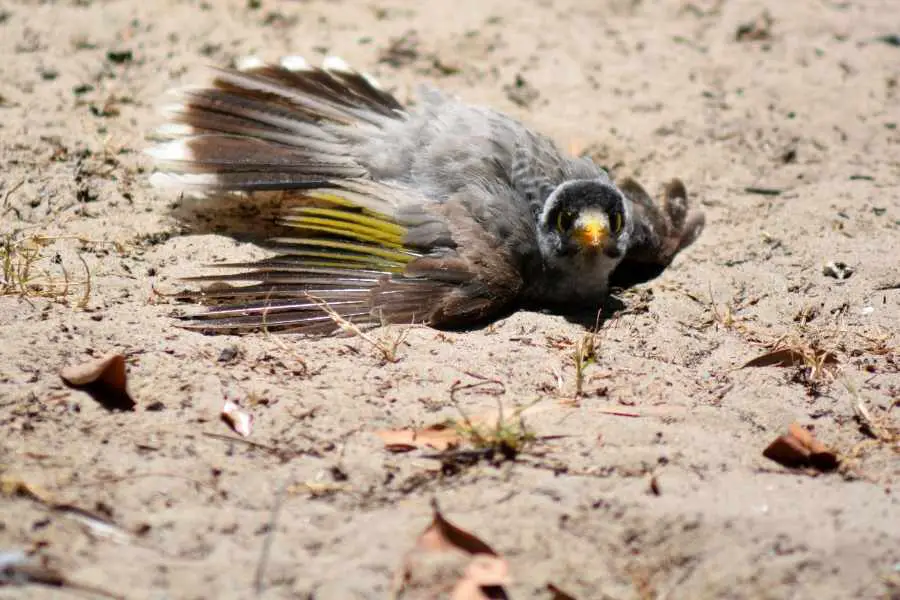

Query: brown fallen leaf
[763,422,839,472]
[60,353,135,411]
[395,500,509,600]
[735,10,773,42]
[221,400,254,437]
[377,423,462,453]
[547,582,578,600]
[416,499,497,556]
[451,555,509,600]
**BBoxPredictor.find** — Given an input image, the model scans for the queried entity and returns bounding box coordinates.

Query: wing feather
[149,59,524,334]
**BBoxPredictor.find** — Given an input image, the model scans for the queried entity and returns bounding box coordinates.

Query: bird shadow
[523,294,627,331]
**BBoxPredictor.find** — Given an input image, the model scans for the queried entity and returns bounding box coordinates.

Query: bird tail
[146,56,406,193]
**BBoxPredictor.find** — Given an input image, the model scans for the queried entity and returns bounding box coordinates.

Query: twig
[1,179,25,211]
[253,477,291,596]
[744,186,782,196]
[63,472,212,490]
[595,408,641,418]
[202,432,302,461]
[448,378,506,403]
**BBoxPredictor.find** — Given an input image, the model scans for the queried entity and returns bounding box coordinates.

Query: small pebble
[823,261,853,280]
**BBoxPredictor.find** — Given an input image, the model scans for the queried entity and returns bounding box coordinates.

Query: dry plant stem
[261,325,309,377]
[449,378,506,404]
[448,390,539,456]
[77,253,92,308]
[573,331,598,397]
[2,179,26,210]
[0,233,94,304]
[305,293,408,362]
[202,432,284,457]
[448,391,484,446]
[842,378,897,443]
[708,284,739,330]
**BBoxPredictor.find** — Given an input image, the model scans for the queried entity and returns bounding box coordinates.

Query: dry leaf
[735,10,773,42]
[377,423,462,453]
[395,500,509,599]
[60,353,135,411]
[762,422,839,471]
[547,583,578,600]
[416,500,497,556]
[451,555,509,600]
[221,400,254,437]
[742,347,837,369]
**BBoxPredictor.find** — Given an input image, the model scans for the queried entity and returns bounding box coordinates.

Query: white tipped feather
[164,85,208,98]
[279,55,310,71]
[159,101,193,116]
[149,172,221,190]
[320,56,384,90]
[154,123,196,138]
[148,172,183,189]
[322,56,353,73]
[145,140,195,162]
[236,55,265,71]
[360,71,384,91]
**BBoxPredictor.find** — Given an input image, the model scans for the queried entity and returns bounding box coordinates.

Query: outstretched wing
[147,57,524,333]
[172,180,524,334]
[610,178,705,289]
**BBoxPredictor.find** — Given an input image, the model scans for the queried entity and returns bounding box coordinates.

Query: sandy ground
[1,0,899,598]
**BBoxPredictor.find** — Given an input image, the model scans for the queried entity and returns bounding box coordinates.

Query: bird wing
[609,177,705,288]
[146,57,533,333]
[174,179,525,334]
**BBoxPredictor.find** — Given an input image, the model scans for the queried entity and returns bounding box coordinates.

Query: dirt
[1,0,898,598]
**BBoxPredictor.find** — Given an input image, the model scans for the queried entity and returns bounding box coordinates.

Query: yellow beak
[575,217,609,249]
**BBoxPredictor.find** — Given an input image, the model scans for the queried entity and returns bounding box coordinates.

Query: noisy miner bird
[147,56,704,334]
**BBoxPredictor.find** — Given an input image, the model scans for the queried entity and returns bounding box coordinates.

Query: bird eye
[556,210,575,233]
[613,212,623,233]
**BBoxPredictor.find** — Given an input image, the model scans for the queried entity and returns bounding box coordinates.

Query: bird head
[538,178,632,262]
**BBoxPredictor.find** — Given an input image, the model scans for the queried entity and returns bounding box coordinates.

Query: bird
[147,55,704,334]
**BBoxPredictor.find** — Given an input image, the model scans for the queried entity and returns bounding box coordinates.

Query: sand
[1,0,898,598]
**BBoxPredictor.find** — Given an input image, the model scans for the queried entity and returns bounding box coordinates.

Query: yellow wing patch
[276,188,417,274]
